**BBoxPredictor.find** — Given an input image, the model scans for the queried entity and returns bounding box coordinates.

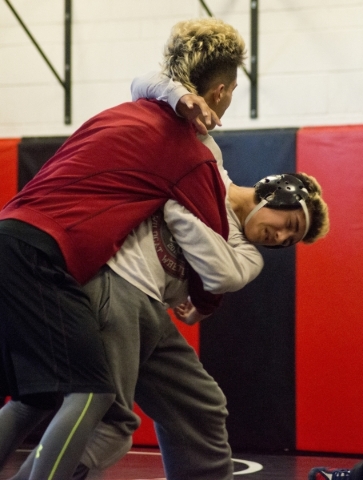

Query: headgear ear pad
[254,174,309,208]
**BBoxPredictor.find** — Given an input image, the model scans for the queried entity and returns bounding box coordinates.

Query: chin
[243,231,255,244]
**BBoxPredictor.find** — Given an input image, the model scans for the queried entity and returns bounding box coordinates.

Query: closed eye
[282,238,293,247]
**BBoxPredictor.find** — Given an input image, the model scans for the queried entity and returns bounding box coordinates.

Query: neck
[228,184,257,225]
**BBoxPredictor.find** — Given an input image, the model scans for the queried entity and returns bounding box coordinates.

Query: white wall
[0,0,362,137]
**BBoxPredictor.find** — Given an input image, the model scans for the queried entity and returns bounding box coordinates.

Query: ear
[212,83,225,104]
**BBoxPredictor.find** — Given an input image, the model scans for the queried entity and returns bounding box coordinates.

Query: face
[243,207,307,247]
[207,77,238,130]
[215,78,238,119]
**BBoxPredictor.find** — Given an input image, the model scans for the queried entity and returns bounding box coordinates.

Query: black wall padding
[18,137,68,190]
[202,129,298,452]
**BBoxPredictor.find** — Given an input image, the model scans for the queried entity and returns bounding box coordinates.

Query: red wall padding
[0,138,20,208]
[296,125,363,453]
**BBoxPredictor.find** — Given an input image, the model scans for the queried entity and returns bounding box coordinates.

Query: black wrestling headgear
[244,174,310,240]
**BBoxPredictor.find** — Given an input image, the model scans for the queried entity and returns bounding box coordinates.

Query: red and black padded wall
[1,125,362,454]
[209,126,363,454]
[206,129,297,452]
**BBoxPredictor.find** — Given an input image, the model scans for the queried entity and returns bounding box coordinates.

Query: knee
[81,425,133,470]
[204,383,229,420]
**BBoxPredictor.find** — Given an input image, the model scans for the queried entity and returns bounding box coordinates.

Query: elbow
[203,276,247,294]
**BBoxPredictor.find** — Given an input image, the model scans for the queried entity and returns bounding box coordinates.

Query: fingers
[184,96,215,126]
[173,305,186,320]
[173,300,193,321]
[177,94,222,130]
[193,117,208,135]
[209,110,222,127]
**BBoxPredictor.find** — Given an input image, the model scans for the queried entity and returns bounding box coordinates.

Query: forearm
[131,71,189,112]
[130,71,220,133]
[164,199,263,294]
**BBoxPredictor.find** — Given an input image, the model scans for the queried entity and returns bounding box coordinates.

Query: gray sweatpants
[81,266,233,480]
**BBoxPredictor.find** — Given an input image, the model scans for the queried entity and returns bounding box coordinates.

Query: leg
[79,422,133,472]
[78,269,153,471]
[28,392,114,480]
[135,311,233,480]
[0,399,52,469]
[0,235,116,479]
[9,448,37,480]
[76,271,179,476]
[8,393,115,480]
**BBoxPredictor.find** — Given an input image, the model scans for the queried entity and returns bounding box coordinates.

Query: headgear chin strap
[244,174,311,241]
[299,199,310,239]
[244,199,268,227]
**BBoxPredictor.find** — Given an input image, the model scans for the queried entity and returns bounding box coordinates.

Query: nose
[275,228,290,245]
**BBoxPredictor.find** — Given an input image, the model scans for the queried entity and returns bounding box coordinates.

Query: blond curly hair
[162,18,246,95]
